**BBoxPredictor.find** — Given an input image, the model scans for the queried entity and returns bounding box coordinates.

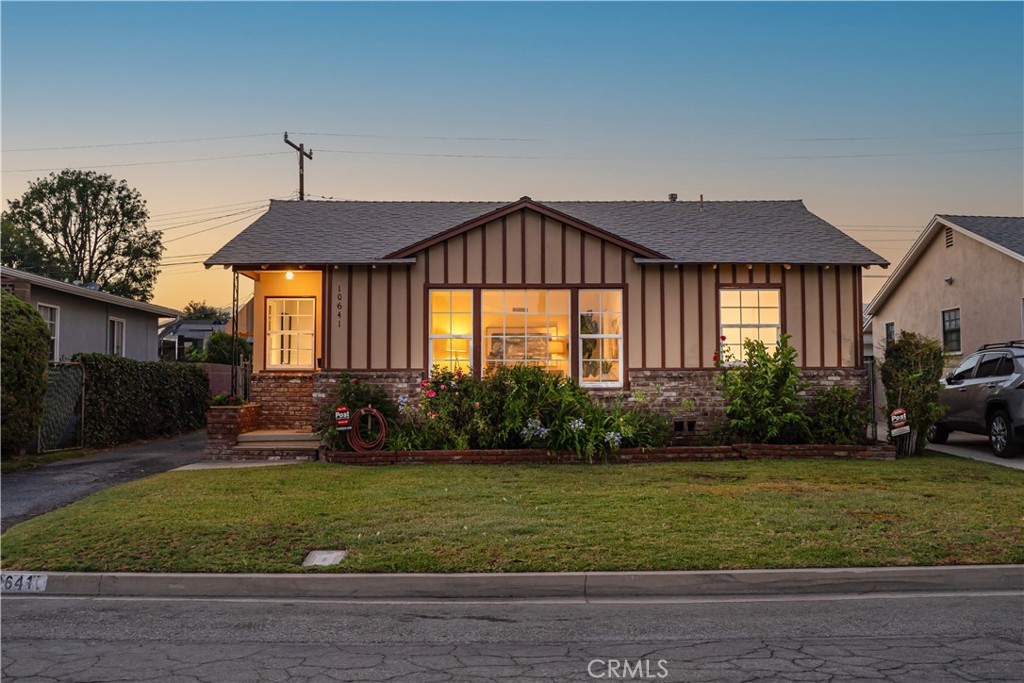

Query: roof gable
[865,214,1024,315]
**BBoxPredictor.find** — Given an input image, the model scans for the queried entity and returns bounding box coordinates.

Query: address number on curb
[1,573,48,593]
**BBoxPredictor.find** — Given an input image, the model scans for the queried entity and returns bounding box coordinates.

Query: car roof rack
[977,340,1024,351]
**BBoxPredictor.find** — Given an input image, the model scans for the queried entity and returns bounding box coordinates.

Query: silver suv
[929,341,1024,458]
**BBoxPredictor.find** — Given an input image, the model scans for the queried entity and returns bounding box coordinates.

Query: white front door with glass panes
[266,298,315,369]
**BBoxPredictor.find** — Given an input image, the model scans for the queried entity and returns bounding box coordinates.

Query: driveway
[1,430,206,533]
[926,432,1024,471]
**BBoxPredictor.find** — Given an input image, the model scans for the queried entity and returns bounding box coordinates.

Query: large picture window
[430,290,473,374]
[481,289,570,377]
[267,297,315,369]
[719,288,781,363]
[38,304,59,361]
[579,289,623,386]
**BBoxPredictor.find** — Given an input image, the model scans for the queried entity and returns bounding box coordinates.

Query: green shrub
[210,392,245,406]
[808,386,869,445]
[716,334,810,444]
[316,373,398,451]
[203,331,252,365]
[879,330,946,455]
[74,353,209,447]
[1,292,50,457]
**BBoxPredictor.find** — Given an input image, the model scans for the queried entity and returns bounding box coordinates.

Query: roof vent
[668,193,678,202]
[945,226,954,248]
[82,282,101,291]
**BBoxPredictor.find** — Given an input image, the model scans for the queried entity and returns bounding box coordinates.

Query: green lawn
[2,456,1021,573]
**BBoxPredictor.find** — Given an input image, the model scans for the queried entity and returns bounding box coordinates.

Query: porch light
[285,270,295,280]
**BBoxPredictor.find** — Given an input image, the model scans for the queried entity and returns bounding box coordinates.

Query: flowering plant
[210,393,245,406]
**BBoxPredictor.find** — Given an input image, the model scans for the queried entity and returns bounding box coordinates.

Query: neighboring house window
[941,308,961,354]
[719,288,781,363]
[37,304,59,361]
[430,289,474,375]
[481,289,571,378]
[266,298,315,369]
[108,318,125,357]
[884,322,895,345]
[579,289,623,386]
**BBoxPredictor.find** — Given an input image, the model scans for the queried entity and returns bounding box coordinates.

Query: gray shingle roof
[938,215,1024,258]
[205,199,887,267]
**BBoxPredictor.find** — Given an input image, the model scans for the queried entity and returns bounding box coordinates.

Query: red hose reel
[333,404,388,452]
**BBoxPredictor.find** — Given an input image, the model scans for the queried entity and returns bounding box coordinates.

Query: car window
[949,354,980,381]
[974,353,1007,378]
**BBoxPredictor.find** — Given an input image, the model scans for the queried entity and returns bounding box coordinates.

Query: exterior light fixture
[944,276,954,285]
[285,270,295,280]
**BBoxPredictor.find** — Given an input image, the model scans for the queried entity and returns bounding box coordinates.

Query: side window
[949,353,980,382]
[976,353,1013,378]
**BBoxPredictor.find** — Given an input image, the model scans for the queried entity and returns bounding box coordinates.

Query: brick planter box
[321,443,894,465]
[205,404,261,457]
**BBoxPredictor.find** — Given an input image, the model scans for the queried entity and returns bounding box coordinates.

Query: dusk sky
[3,2,1022,311]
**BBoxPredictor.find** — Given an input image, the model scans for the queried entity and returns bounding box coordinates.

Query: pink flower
[455,368,463,377]
[427,390,437,398]
[440,384,447,391]
[474,402,480,408]
[420,379,429,388]
[455,391,459,396]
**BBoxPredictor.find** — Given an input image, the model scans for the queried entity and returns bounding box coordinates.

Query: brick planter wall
[312,370,424,415]
[322,443,894,465]
[250,373,316,430]
[205,404,261,457]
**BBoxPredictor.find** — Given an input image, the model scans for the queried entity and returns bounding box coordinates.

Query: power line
[3,133,279,153]
[293,131,543,142]
[163,210,266,244]
[153,207,270,232]
[149,198,278,220]
[761,146,1023,160]
[3,151,292,174]
[796,130,1022,142]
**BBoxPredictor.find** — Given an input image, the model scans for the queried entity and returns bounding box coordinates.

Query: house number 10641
[336,285,344,328]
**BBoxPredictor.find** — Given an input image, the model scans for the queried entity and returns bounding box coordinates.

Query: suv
[928,341,1024,458]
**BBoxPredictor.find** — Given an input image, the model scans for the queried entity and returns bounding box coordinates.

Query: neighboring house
[159,318,226,361]
[205,197,887,433]
[1,266,182,362]
[866,215,1024,361]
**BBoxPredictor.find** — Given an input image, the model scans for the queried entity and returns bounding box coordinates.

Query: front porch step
[234,441,320,451]
[238,430,319,444]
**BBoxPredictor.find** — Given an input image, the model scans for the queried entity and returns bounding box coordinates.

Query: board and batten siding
[321,208,863,373]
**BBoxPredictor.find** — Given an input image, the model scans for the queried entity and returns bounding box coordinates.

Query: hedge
[73,353,209,447]
[1,292,50,457]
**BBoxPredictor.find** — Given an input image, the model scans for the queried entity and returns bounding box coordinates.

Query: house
[866,215,1024,360]
[1,265,182,362]
[158,318,226,361]
[205,196,887,434]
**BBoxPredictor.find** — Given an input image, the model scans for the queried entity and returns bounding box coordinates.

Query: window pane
[506,336,526,360]
[740,290,759,307]
[601,290,622,313]
[759,290,780,307]
[431,313,452,336]
[548,290,570,313]
[721,308,741,325]
[504,290,526,312]
[761,328,779,346]
[720,290,741,307]
[582,360,600,381]
[431,290,451,314]
[760,306,780,325]
[602,312,622,335]
[602,361,620,382]
[482,290,504,313]
[581,337,599,360]
[579,290,600,315]
[451,290,472,313]
[580,310,601,335]
[601,338,620,359]
[450,313,473,337]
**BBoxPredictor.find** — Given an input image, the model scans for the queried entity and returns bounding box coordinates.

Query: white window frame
[941,307,961,355]
[108,317,126,357]
[578,288,624,388]
[266,297,316,370]
[37,303,59,361]
[718,287,782,364]
[428,289,474,376]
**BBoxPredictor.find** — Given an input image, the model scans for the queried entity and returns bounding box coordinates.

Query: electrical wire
[3,151,292,174]
[3,133,279,153]
[162,209,266,244]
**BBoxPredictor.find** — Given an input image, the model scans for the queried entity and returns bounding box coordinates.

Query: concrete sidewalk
[7,564,1021,600]
[926,433,1024,470]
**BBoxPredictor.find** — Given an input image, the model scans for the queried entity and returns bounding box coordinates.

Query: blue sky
[2,2,1022,308]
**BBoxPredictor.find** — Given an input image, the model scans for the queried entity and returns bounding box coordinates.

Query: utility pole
[283,132,313,200]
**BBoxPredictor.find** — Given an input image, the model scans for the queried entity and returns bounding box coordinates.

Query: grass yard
[1,455,1021,573]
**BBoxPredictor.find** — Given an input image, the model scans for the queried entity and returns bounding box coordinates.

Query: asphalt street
[2,591,1021,682]
[0,430,206,532]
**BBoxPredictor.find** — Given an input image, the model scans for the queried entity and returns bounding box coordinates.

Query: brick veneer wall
[312,370,424,415]
[250,373,316,430]
[205,404,261,457]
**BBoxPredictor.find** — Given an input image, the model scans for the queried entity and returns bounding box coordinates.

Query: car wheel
[988,410,1020,458]
[926,423,949,444]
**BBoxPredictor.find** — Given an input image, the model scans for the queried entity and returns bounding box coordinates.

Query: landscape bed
[1,455,1021,574]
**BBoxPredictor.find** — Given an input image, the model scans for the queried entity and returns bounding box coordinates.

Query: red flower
[427,390,437,398]
[712,354,719,363]
[353,379,361,385]
[474,401,480,408]
[420,379,429,388]
[720,335,727,341]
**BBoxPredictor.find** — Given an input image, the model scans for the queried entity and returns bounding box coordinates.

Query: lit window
[481,289,570,378]
[941,308,961,354]
[108,318,125,357]
[579,289,623,386]
[430,290,473,375]
[38,304,59,361]
[719,289,781,363]
[266,298,315,368]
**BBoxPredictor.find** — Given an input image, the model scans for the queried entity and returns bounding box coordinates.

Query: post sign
[334,406,352,431]
[890,408,910,437]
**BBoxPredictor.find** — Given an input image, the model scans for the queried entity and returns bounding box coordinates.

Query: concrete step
[238,430,319,444]
[234,441,320,451]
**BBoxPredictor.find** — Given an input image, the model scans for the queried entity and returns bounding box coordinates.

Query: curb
[10,565,1022,600]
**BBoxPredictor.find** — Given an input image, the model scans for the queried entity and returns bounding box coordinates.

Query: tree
[1,292,50,458]
[879,331,946,455]
[2,170,163,301]
[182,300,229,324]
[204,331,253,365]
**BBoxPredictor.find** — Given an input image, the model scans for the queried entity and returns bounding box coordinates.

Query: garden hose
[347,406,388,452]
